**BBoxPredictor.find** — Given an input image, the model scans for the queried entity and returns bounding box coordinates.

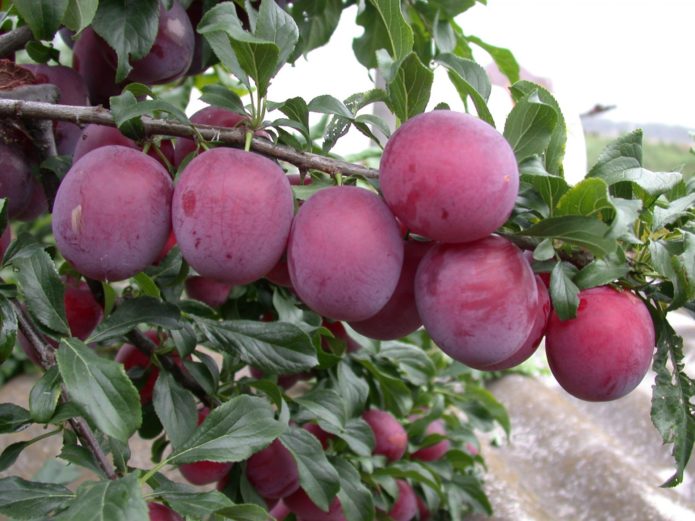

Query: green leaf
[0,404,30,433]
[92,0,161,82]
[200,85,246,114]
[587,130,682,196]
[467,35,519,84]
[522,215,616,257]
[13,250,70,337]
[109,91,145,140]
[133,272,160,299]
[520,156,570,215]
[308,95,354,119]
[504,89,558,164]
[14,0,69,40]
[29,366,62,423]
[168,395,284,465]
[369,0,413,61]
[336,361,369,418]
[59,442,105,477]
[650,314,695,487]
[607,197,643,244]
[0,477,74,519]
[111,98,190,129]
[649,238,695,310]
[295,388,347,430]
[653,193,695,230]
[280,427,340,511]
[56,338,142,442]
[87,297,181,344]
[387,52,434,122]
[510,81,566,175]
[148,474,234,517]
[549,262,580,320]
[216,504,271,521]
[378,341,436,386]
[357,358,413,416]
[256,0,299,72]
[63,0,99,32]
[436,53,493,126]
[196,318,317,374]
[555,178,613,218]
[0,295,17,364]
[54,474,149,521]
[152,371,197,450]
[322,89,388,153]
[335,417,375,457]
[290,0,342,58]
[573,257,630,290]
[33,458,83,485]
[333,457,375,521]
[0,441,32,472]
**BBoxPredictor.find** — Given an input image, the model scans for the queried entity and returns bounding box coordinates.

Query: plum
[321,320,361,353]
[380,110,518,243]
[179,407,234,485]
[20,64,89,156]
[288,186,404,321]
[414,235,538,369]
[14,176,48,222]
[284,488,345,521]
[185,276,232,307]
[172,148,293,285]
[482,274,550,371]
[363,409,407,462]
[269,500,291,521]
[349,239,432,340]
[249,366,309,390]
[62,278,104,340]
[0,141,34,217]
[72,28,123,106]
[73,125,174,169]
[148,503,183,521]
[410,419,450,462]
[303,422,332,449]
[52,146,173,281]
[415,494,430,521]
[246,439,300,499]
[115,332,161,404]
[387,480,418,521]
[545,286,655,401]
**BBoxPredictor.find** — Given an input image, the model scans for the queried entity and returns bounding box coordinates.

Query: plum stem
[0,98,380,179]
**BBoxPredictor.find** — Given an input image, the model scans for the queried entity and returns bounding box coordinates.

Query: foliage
[0,1,692,520]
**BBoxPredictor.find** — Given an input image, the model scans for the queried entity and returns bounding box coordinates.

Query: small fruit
[246,439,300,499]
[362,409,408,462]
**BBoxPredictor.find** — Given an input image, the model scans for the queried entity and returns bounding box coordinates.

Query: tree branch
[0,99,380,178]
[0,26,33,58]
[10,301,119,480]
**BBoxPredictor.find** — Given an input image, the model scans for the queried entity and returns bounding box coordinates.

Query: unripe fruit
[411,419,450,462]
[380,110,518,243]
[172,148,294,285]
[246,439,300,499]
[387,480,418,521]
[284,488,345,521]
[148,503,183,521]
[349,239,432,340]
[362,409,408,462]
[52,146,173,281]
[415,236,538,369]
[288,186,404,321]
[545,286,655,401]
[179,408,234,485]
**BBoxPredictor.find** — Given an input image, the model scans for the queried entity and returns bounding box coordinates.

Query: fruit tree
[0,1,693,520]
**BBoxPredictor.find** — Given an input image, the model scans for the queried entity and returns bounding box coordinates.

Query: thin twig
[10,301,119,480]
[0,99,380,178]
[0,26,32,58]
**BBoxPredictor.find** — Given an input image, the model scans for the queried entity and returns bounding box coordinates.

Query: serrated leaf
[14,0,69,40]
[387,52,433,122]
[87,297,181,344]
[196,318,317,374]
[378,341,436,386]
[168,395,284,465]
[112,98,189,129]
[520,156,570,215]
[200,84,246,114]
[92,0,160,82]
[148,474,234,517]
[290,0,342,58]
[308,95,354,119]
[357,358,413,416]
[152,371,197,450]
[59,442,105,477]
[650,238,695,310]
[522,215,616,257]
[13,250,70,336]
[280,427,340,511]
[0,295,17,363]
[332,417,375,457]
[333,457,375,521]
[216,504,271,521]
[607,197,643,244]
[467,34,519,84]
[0,477,74,519]
[555,178,613,217]
[573,258,630,290]
[650,315,695,487]
[322,89,388,153]
[56,338,142,442]
[0,441,32,472]
[368,0,413,62]
[256,0,299,72]
[63,0,98,32]
[54,474,148,521]
[549,261,580,320]
[504,89,558,164]
[436,53,493,126]
[653,193,695,230]
[295,388,346,430]
[587,130,682,196]
[29,366,62,423]
[336,361,369,418]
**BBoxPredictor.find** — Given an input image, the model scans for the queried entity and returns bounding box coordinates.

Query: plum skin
[387,480,418,521]
[288,186,404,322]
[185,276,232,308]
[179,407,234,485]
[380,110,519,243]
[362,409,408,462]
[0,141,33,217]
[172,148,294,285]
[284,488,345,521]
[52,146,173,281]
[545,286,655,402]
[410,419,450,462]
[148,503,183,521]
[414,235,538,369]
[246,438,300,499]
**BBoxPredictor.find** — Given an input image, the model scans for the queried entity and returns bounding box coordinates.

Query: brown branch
[10,301,119,480]
[0,26,33,58]
[0,99,380,178]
